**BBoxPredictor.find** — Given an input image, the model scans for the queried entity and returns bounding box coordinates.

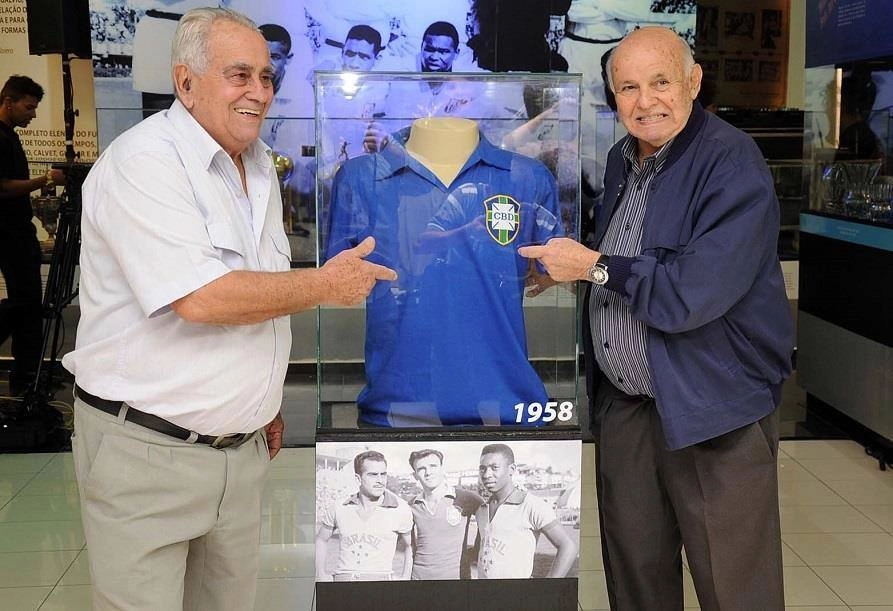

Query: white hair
[606,28,695,92]
[171,7,260,74]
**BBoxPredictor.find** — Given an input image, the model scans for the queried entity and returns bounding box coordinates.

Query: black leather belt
[75,385,250,449]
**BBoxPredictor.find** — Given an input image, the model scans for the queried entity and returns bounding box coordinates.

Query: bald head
[607,27,694,92]
[606,27,702,158]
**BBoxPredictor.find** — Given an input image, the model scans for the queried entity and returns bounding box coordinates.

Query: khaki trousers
[593,381,784,611]
[72,398,270,610]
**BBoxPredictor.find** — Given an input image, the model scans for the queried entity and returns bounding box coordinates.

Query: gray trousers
[593,381,784,611]
[72,399,270,611]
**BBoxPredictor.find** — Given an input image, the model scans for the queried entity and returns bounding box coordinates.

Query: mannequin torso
[405,117,479,186]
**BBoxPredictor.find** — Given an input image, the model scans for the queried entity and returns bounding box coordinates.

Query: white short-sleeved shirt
[322,491,413,575]
[62,100,292,435]
[475,488,559,579]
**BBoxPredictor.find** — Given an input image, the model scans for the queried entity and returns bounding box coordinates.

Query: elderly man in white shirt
[63,8,395,610]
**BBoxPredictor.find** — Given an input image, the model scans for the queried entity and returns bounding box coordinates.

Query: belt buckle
[211,434,239,449]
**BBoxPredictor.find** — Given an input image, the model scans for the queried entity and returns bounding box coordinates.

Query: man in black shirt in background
[0,75,65,396]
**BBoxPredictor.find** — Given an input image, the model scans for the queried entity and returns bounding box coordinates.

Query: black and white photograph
[86,0,696,232]
[87,1,483,116]
[724,58,754,82]
[315,439,582,582]
[724,11,756,40]
[696,2,789,108]
[761,9,783,50]
[699,59,720,82]
[759,60,782,83]
[696,5,719,48]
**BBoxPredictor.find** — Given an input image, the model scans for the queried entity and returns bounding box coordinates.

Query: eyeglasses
[614,79,682,98]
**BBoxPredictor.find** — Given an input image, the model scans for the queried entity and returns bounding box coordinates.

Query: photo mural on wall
[86,0,694,250]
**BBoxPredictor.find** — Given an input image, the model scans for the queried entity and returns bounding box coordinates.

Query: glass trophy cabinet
[313,72,583,609]
[314,72,583,432]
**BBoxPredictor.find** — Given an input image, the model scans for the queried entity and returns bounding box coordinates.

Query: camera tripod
[0,56,90,450]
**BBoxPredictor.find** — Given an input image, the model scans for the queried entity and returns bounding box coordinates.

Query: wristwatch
[587,255,610,285]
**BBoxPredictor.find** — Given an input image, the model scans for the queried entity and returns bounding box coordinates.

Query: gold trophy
[272,150,295,234]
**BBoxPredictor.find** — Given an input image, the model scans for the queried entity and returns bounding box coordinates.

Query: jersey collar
[491,487,527,505]
[344,490,400,508]
[375,126,513,186]
[410,484,457,506]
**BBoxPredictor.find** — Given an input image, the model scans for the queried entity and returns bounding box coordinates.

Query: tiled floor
[0,440,891,610]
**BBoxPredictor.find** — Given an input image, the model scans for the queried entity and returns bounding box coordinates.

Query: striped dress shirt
[589,136,673,397]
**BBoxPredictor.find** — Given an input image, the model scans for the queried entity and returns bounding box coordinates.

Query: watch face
[589,264,609,285]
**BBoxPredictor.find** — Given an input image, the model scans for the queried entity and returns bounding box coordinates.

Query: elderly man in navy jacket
[520,27,793,610]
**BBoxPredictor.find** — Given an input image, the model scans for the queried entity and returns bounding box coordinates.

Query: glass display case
[802,79,893,226]
[811,158,893,222]
[314,72,582,432]
[797,86,893,458]
[763,107,893,262]
[767,160,813,260]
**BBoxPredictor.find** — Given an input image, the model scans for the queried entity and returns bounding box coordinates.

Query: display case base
[316,577,579,611]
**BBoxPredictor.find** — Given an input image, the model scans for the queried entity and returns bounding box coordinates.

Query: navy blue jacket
[584,103,794,450]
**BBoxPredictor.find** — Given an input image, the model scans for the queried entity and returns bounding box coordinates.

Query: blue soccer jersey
[324,128,562,426]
